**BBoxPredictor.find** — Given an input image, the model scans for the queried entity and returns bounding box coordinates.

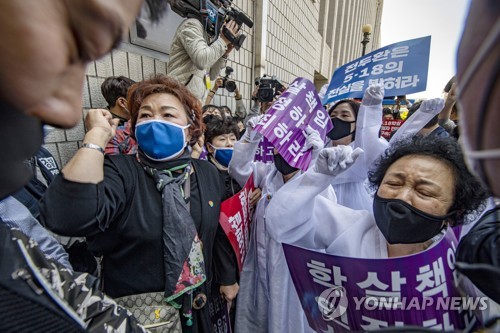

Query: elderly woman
[40,75,238,332]
[267,136,486,256]
[264,136,487,332]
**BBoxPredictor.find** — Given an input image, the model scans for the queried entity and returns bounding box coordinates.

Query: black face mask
[273,153,298,176]
[373,193,454,244]
[327,118,356,141]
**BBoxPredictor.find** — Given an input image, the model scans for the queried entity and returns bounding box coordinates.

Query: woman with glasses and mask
[325,84,389,211]
[40,75,238,332]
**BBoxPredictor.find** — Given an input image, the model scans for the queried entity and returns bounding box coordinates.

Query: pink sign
[219,175,255,271]
[254,78,333,170]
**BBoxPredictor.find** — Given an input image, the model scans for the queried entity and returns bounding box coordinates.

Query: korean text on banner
[254,136,275,163]
[219,175,255,271]
[282,228,479,332]
[323,36,431,105]
[380,119,404,139]
[253,78,333,170]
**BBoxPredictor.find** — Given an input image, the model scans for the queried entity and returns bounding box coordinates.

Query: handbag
[116,292,182,333]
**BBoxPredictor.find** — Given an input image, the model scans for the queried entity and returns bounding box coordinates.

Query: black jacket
[40,155,237,298]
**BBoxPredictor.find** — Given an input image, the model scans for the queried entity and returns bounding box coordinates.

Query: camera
[255,75,284,102]
[221,66,237,93]
[169,0,253,50]
[220,2,254,50]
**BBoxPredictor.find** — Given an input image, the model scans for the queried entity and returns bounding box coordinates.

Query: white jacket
[228,140,313,333]
[329,102,389,211]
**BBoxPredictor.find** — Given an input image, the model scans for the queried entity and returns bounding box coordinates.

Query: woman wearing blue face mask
[204,117,241,200]
[40,75,239,332]
[204,116,254,331]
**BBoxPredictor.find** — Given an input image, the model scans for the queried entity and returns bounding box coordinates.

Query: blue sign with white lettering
[322,36,431,105]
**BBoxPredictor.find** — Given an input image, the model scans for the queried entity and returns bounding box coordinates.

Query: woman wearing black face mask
[325,85,390,211]
[269,136,486,256]
[227,116,323,333]
[326,99,359,145]
[265,136,488,330]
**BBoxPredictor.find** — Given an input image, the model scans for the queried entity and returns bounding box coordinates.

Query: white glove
[245,115,262,129]
[302,126,324,152]
[242,115,264,143]
[361,84,385,106]
[418,98,445,115]
[313,146,364,177]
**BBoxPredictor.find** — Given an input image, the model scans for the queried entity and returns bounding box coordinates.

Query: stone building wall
[45,0,383,167]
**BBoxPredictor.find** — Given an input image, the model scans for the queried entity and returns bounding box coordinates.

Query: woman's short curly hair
[204,117,240,146]
[127,75,204,147]
[368,136,488,225]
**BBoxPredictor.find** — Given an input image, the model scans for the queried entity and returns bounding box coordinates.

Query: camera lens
[226,80,237,93]
[257,87,274,102]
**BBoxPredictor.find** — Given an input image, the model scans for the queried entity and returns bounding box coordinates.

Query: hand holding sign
[242,115,264,143]
[302,126,324,152]
[302,126,324,161]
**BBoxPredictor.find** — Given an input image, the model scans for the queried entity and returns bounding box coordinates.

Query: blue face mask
[209,143,233,167]
[135,120,190,161]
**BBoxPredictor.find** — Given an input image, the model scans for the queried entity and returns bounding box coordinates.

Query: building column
[253,0,269,78]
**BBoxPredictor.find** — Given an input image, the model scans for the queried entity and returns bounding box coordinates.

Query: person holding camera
[204,69,247,120]
[243,76,286,126]
[167,1,240,101]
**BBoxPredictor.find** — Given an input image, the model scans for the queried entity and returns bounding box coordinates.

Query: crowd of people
[0,0,498,333]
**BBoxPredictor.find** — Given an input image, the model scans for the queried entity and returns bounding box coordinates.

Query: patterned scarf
[139,150,206,308]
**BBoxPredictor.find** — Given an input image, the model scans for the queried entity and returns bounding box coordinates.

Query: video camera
[221,66,237,92]
[220,1,254,50]
[169,0,253,50]
[255,75,285,103]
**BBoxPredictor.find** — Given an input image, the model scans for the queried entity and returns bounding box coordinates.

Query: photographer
[245,75,286,124]
[167,1,240,101]
[205,69,247,120]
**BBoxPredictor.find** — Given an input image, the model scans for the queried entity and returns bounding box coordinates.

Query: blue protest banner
[323,36,431,105]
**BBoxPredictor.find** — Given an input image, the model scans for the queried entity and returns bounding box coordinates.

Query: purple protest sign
[254,136,275,163]
[283,228,481,332]
[253,78,333,170]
